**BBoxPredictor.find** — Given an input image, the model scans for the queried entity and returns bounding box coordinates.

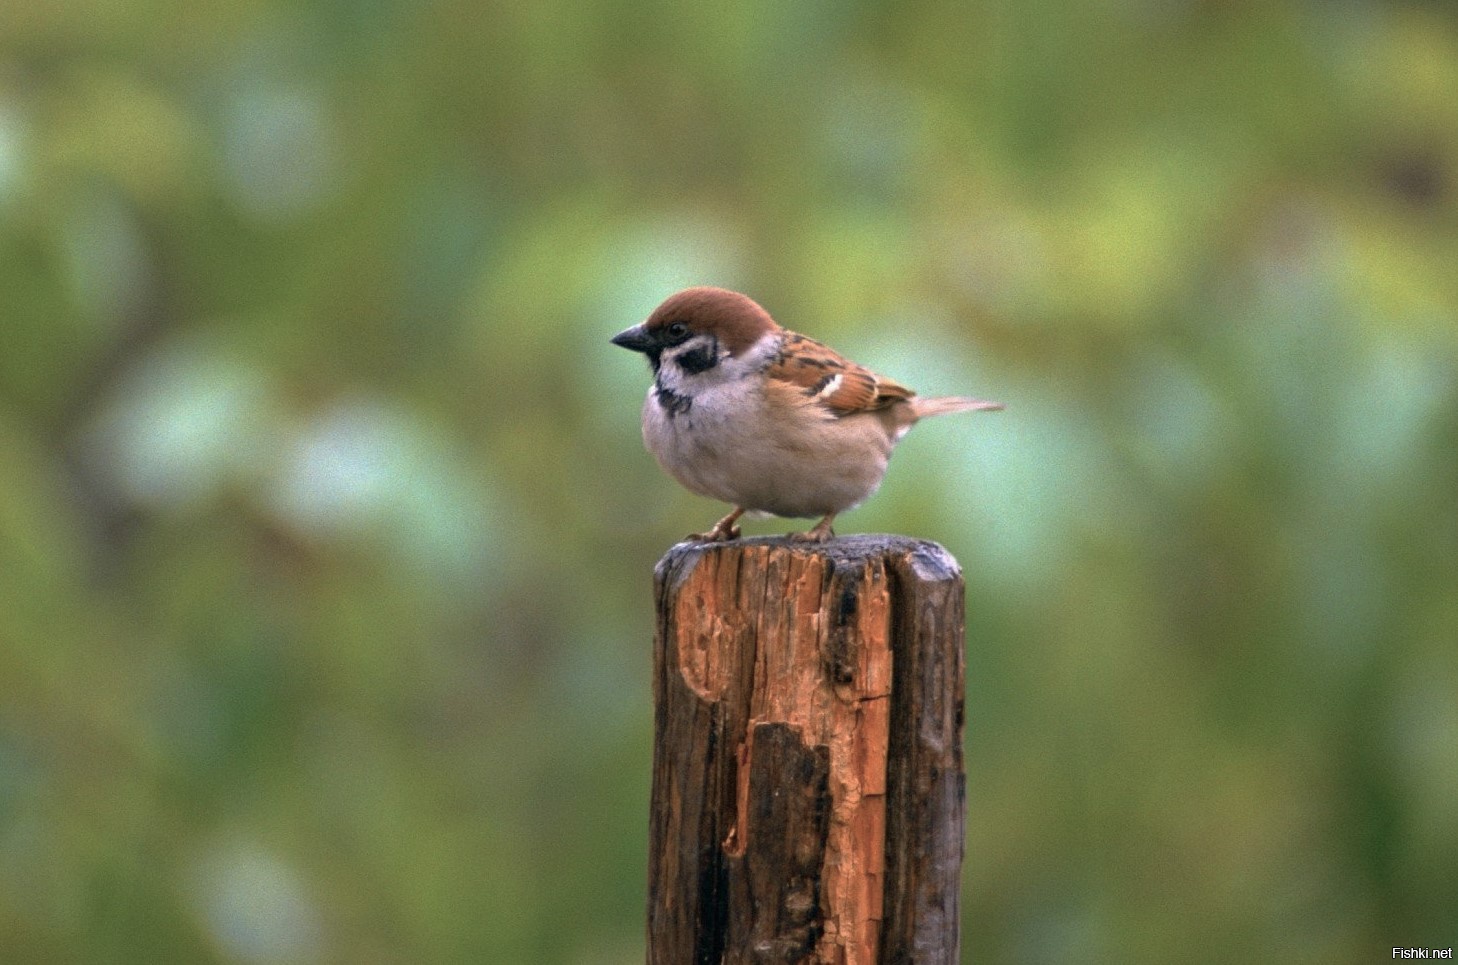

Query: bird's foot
[789,514,836,542]
[687,509,744,542]
[687,524,741,542]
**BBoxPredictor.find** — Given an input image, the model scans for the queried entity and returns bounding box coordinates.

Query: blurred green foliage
[2,0,1456,961]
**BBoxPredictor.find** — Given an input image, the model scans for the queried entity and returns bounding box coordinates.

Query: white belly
[641,383,894,518]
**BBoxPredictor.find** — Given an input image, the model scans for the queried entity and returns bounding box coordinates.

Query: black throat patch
[654,383,693,418]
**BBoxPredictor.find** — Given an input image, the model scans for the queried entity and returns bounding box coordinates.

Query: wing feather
[767,333,915,417]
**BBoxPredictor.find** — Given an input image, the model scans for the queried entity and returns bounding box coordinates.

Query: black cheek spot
[677,343,719,376]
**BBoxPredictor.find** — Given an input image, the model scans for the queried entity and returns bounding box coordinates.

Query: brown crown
[645,287,780,356]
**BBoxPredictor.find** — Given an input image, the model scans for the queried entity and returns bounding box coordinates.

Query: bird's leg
[790,512,837,543]
[689,507,744,542]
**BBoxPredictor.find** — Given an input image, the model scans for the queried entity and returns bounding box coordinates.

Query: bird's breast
[640,378,897,518]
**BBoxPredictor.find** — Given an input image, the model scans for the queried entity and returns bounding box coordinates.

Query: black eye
[666,322,689,341]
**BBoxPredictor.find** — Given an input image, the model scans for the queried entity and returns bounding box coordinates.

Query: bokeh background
[3,0,1456,962]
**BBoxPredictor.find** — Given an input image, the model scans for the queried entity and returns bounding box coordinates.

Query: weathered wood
[648,535,966,965]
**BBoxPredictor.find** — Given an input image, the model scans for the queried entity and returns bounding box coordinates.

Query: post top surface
[655,534,961,588]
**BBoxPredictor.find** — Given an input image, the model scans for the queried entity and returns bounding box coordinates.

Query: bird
[611,287,1002,542]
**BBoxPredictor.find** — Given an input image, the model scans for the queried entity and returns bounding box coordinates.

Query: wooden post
[648,535,966,964]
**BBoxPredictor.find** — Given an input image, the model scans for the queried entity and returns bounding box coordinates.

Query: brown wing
[766,331,915,417]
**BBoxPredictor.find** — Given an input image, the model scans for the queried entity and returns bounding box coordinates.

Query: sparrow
[611,287,1002,542]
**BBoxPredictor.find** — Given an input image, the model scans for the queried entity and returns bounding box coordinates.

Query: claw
[789,513,836,543]
[687,524,740,542]
[687,507,745,543]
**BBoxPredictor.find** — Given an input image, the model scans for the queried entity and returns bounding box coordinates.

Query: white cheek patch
[657,331,782,396]
[664,335,718,366]
[660,334,736,389]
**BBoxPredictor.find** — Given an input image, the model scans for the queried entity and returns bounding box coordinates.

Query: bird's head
[611,287,779,375]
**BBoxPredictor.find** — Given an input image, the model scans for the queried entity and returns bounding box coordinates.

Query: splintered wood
[647,535,966,965]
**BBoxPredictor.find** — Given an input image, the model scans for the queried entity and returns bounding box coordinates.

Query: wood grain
[648,535,965,964]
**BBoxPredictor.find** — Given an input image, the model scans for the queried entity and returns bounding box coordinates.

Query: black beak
[610,324,655,353]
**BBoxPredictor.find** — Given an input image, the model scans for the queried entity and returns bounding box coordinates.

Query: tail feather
[909,395,1004,419]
